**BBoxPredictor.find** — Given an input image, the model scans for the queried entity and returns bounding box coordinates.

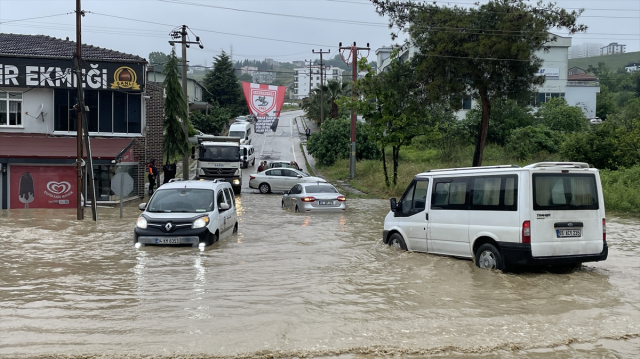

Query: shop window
[99,91,113,132]
[113,92,127,133]
[85,91,99,132]
[0,92,23,126]
[127,94,141,133]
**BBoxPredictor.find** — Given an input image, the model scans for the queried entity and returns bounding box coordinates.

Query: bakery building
[0,33,164,209]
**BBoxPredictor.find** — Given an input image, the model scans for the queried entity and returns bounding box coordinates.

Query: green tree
[202,51,245,117]
[189,104,232,135]
[610,98,640,166]
[149,51,168,72]
[306,117,379,166]
[301,86,331,124]
[596,85,617,120]
[536,98,587,132]
[505,125,563,160]
[162,48,188,163]
[462,99,535,146]
[326,79,351,120]
[372,0,586,166]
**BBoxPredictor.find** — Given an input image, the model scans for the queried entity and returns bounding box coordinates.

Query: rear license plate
[318,200,334,205]
[557,229,581,238]
[155,238,181,244]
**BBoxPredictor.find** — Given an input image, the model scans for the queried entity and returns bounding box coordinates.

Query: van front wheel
[389,233,407,251]
[475,244,504,270]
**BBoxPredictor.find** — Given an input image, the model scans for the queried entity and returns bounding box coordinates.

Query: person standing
[162,160,172,184]
[305,127,310,141]
[148,159,158,196]
[171,160,178,180]
[257,161,265,172]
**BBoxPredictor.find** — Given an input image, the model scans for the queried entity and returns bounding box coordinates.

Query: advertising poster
[242,82,286,133]
[9,165,77,209]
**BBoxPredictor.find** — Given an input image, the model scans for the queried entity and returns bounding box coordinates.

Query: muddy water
[0,195,638,358]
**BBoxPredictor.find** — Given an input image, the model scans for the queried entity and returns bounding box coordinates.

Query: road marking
[290,117,293,138]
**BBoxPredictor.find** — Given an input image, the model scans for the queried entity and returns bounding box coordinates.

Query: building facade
[0,33,163,210]
[600,42,626,56]
[292,66,345,99]
[568,43,604,59]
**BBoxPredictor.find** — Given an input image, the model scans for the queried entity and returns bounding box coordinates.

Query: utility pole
[312,49,330,125]
[339,41,370,179]
[169,25,203,180]
[74,0,84,220]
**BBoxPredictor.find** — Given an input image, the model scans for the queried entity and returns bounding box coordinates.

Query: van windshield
[199,146,239,162]
[533,174,599,210]
[147,189,214,213]
[229,131,246,139]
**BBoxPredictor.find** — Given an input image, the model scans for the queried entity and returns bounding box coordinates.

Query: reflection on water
[0,198,639,358]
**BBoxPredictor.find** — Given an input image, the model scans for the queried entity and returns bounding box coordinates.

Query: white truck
[194,135,243,194]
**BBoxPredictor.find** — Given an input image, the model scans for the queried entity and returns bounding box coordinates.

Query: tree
[325,79,351,119]
[372,0,586,166]
[462,99,535,146]
[162,48,188,163]
[202,51,245,117]
[189,104,232,135]
[306,117,379,166]
[346,57,438,186]
[536,98,587,133]
[149,51,168,73]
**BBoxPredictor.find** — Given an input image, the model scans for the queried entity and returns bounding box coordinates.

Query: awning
[0,134,135,160]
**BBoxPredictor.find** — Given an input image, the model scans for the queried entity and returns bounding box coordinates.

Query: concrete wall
[147,71,203,103]
[0,87,54,134]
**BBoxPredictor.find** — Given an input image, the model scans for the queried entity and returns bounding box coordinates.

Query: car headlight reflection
[136,216,148,229]
[192,216,209,229]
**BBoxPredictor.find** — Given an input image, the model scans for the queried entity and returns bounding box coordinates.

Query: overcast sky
[0,0,638,67]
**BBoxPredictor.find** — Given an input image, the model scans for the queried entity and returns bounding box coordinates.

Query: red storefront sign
[120,147,137,163]
[9,165,77,209]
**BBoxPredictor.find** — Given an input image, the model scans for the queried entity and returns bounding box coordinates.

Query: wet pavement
[1,111,639,358]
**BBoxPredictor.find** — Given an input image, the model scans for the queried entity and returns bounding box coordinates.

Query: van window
[432,179,467,209]
[470,175,518,211]
[399,179,429,215]
[533,174,599,210]
[216,190,227,211]
[223,188,235,207]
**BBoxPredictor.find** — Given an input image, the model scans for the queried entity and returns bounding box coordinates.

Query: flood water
[1,193,639,358]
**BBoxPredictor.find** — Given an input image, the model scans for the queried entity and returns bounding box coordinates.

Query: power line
[0,12,73,25]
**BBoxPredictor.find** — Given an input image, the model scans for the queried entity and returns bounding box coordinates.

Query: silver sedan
[281,182,346,213]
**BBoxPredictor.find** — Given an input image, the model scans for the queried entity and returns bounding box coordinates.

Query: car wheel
[259,183,271,194]
[205,231,216,246]
[233,222,238,234]
[475,243,504,270]
[389,233,407,251]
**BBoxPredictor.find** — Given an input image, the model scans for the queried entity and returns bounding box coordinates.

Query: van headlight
[136,217,148,229]
[192,217,209,229]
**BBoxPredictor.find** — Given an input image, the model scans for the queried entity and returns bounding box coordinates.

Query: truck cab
[195,136,243,194]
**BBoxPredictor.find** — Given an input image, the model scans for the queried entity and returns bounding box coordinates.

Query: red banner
[242,82,286,117]
[9,165,78,209]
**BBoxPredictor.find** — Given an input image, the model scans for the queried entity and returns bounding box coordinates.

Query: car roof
[157,180,230,190]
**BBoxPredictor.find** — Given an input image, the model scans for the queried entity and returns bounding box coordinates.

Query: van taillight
[522,221,531,244]
[602,218,606,241]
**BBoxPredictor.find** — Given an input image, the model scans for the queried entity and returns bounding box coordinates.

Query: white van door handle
[425,213,429,221]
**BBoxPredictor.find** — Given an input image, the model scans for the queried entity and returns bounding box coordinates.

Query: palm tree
[302,80,351,124]
[325,79,351,120]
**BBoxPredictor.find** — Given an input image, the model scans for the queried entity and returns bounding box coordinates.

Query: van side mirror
[390,198,397,212]
[219,203,230,211]
[297,175,302,178]
[138,203,147,211]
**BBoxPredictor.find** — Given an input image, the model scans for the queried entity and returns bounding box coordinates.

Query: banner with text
[242,82,286,118]
[9,165,78,209]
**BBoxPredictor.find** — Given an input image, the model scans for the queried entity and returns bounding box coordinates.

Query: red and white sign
[242,82,286,117]
[119,147,137,164]
[9,165,77,209]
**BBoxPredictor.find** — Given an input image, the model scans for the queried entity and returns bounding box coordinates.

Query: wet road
[1,111,639,358]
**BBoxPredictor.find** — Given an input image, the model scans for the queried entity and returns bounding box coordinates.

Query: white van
[383,162,608,270]
[228,119,253,145]
[240,144,255,168]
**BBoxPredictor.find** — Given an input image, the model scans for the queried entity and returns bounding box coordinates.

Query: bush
[306,117,379,166]
[536,98,588,133]
[600,166,640,212]
[462,99,535,146]
[505,125,563,160]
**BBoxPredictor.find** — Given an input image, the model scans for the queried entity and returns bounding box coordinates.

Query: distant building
[625,63,640,73]
[241,66,258,75]
[600,42,626,56]
[265,58,280,66]
[292,66,345,99]
[566,69,600,119]
[568,43,604,59]
[251,71,276,84]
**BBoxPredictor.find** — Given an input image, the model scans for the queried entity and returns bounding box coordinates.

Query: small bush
[505,125,563,160]
[600,166,640,212]
[306,117,379,166]
[536,98,588,133]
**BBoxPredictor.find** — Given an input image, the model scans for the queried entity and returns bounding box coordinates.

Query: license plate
[318,200,334,205]
[557,229,581,238]
[155,238,181,244]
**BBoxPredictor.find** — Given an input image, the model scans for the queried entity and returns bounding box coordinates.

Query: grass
[568,51,640,71]
[312,145,640,214]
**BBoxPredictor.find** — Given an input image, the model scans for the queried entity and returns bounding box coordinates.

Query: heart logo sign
[46,181,71,195]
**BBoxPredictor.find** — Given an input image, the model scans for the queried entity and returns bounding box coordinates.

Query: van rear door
[530,171,604,257]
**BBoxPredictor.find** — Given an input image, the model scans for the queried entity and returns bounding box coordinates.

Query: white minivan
[240,144,255,168]
[383,162,608,270]
[228,119,253,145]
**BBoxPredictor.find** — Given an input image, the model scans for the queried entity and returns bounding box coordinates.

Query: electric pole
[74,0,84,220]
[312,49,330,125]
[169,25,203,180]
[339,41,370,179]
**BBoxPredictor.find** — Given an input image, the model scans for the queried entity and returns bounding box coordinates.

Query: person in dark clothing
[171,160,178,180]
[305,127,310,141]
[148,159,158,196]
[162,160,172,184]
